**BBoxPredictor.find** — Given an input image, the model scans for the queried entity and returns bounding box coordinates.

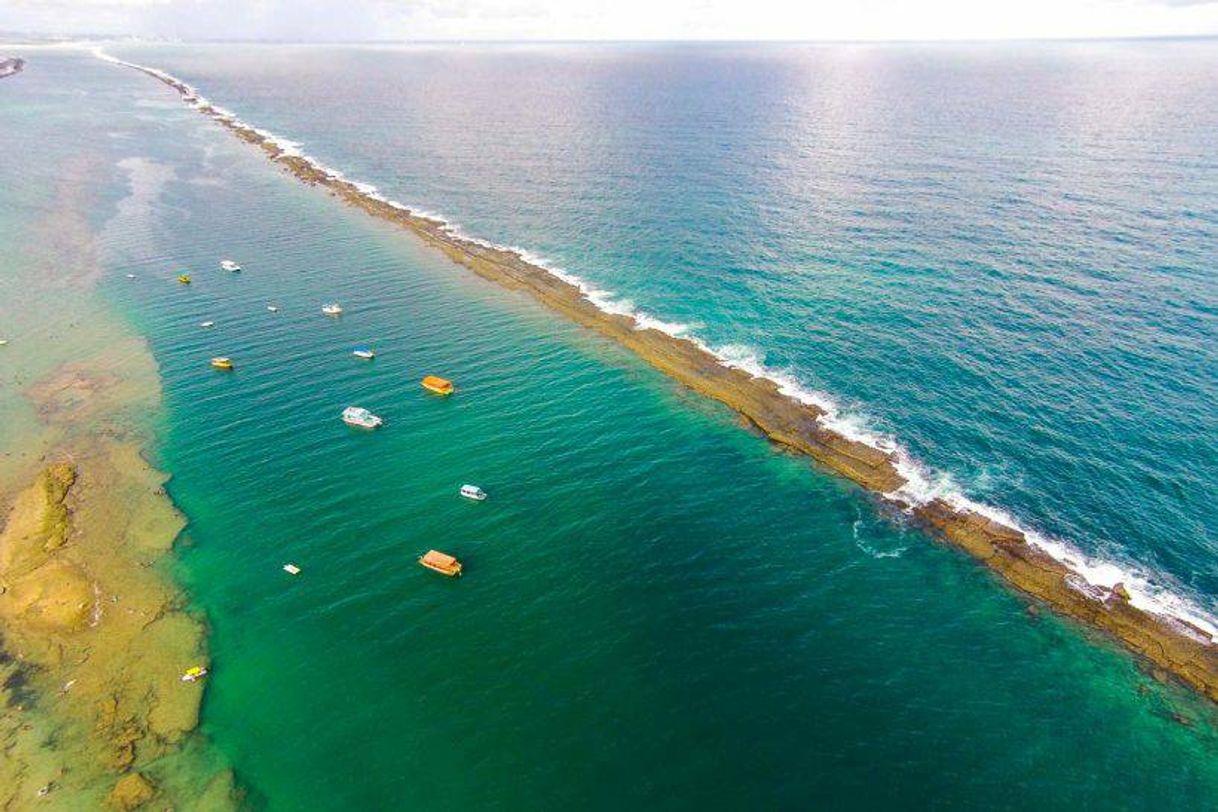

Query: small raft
[419,549,462,577]
[177,274,192,285]
[422,375,454,395]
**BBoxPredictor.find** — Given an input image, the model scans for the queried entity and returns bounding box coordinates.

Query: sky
[2,0,1218,41]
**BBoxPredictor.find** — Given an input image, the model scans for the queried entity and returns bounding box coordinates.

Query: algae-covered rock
[39,463,76,551]
[0,463,78,578]
[108,772,156,809]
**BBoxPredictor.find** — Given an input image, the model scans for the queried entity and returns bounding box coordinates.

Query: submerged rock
[108,772,156,810]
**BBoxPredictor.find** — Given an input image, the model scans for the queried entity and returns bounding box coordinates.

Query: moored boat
[181,665,208,683]
[419,549,462,577]
[200,320,215,328]
[177,274,192,284]
[220,259,241,272]
[353,346,376,360]
[210,357,234,370]
[267,305,279,312]
[341,405,383,429]
[322,303,343,316]
[459,484,487,501]
[422,375,454,395]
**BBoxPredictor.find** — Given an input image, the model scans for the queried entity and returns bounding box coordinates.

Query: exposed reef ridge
[111,55,1218,706]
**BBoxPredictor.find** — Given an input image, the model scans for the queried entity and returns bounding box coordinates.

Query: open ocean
[3,41,1217,808]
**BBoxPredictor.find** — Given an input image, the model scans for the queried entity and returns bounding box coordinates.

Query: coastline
[0,147,238,808]
[104,53,1218,706]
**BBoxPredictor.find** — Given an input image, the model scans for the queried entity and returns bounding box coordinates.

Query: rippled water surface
[5,43,1217,809]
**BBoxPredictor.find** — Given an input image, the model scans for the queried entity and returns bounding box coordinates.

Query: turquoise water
[4,45,1218,808]
[118,40,1218,616]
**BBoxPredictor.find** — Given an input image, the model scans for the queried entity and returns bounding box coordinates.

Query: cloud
[2,0,1218,40]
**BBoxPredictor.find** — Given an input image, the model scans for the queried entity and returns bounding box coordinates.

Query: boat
[220,259,241,272]
[125,273,136,279]
[177,274,192,285]
[266,305,279,313]
[459,484,487,501]
[322,303,343,316]
[180,666,208,683]
[341,406,383,429]
[283,563,302,576]
[0,339,8,347]
[421,375,454,395]
[352,346,376,360]
[210,357,234,370]
[419,549,462,577]
[200,321,215,328]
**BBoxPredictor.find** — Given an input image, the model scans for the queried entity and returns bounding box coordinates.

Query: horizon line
[4,33,1218,47]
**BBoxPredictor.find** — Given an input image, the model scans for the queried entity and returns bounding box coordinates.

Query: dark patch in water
[3,662,40,710]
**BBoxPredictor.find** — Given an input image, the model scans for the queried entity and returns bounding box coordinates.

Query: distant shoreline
[0,57,25,78]
[106,52,1218,707]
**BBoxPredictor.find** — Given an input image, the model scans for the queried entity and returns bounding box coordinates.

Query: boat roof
[421,550,457,567]
[422,375,452,386]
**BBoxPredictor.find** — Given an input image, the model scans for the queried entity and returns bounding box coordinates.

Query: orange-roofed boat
[421,375,454,395]
[419,549,462,577]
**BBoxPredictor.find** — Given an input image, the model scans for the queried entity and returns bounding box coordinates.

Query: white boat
[322,303,343,316]
[283,563,302,576]
[341,406,382,429]
[459,484,487,501]
[125,273,136,279]
[200,321,215,328]
[266,305,279,313]
[352,346,376,360]
[220,259,241,272]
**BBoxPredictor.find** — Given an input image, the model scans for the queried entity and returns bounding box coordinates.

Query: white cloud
[2,0,1217,40]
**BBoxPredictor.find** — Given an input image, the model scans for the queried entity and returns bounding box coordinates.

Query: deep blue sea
[4,41,1217,809]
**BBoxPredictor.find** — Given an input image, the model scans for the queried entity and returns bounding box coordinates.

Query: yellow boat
[180,665,208,683]
[421,375,454,396]
[210,357,234,370]
[419,549,462,577]
[177,273,192,284]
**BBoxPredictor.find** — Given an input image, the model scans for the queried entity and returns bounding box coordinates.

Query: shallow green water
[4,48,1218,809]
